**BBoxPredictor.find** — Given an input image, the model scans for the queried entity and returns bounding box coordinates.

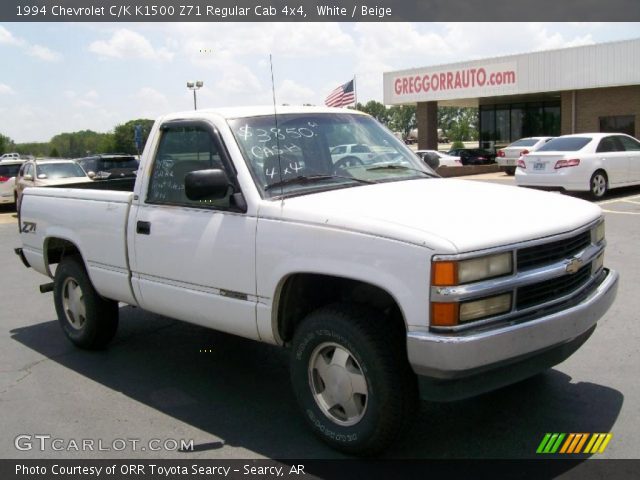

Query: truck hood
[259,178,602,253]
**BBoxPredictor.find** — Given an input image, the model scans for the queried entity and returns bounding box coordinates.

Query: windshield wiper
[365,164,438,178]
[264,174,376,191]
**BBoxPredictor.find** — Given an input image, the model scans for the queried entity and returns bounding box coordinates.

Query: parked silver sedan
[497,137,554,175]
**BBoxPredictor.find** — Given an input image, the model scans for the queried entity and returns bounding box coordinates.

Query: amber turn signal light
[431,302,459,327]
[432,261,457,286]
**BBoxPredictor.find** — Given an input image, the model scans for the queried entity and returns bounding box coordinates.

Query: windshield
[537,137,592,152]
[509,138,538,147]
[228,113,435,198]
[37,163,86,179]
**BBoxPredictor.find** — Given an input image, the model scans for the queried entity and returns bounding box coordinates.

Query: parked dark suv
[75,154,139,180]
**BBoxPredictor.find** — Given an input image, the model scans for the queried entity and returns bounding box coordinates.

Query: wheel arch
[43,236,85,278]
[272,272,408,345]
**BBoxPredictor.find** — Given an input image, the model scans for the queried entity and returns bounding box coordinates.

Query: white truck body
[17,106,618,454]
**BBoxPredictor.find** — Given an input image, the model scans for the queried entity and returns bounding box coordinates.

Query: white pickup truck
[16,106,618,455]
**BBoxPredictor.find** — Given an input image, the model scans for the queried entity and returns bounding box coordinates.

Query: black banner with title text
[4,459,640,480]
[1,0,640,22]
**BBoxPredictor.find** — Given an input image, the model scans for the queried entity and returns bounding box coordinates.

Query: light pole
[186,80,203,110]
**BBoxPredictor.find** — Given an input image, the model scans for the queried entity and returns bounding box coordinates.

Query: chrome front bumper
[407,268,618,380]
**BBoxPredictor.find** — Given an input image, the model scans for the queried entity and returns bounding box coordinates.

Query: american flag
[324,79,355,107]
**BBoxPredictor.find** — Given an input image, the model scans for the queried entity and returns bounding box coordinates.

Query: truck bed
[19,186,137,305]
[49,177,136,192]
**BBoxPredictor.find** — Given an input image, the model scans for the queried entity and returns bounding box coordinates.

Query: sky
[0,22,639,143]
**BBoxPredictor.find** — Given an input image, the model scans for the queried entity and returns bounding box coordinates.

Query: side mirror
[423,155,440,170]
[23,174,33,181]
[185,169,230,201]
[87,171,96,179]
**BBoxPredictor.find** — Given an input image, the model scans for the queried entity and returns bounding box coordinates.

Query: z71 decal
[21,221,37,234]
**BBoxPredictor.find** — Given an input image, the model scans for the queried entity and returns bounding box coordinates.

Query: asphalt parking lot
[1,173,639,460]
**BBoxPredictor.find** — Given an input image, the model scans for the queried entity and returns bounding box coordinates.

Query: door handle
[136,221,151,235]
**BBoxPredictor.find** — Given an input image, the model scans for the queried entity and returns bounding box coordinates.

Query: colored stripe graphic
[572,433,588,453]
[536,433,552,453]
[537,433,612,454]
[537,433,565,453]
[598,434,613,453]
[559,434,575,453]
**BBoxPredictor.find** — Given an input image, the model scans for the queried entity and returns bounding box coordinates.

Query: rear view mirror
[87,171,96,179]
[185,169,230,201]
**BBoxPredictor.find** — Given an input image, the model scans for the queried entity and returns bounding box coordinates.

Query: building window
[480,101,560,147]
[599,115,635,137]
[495,106,510,143]
[543,105,561,136]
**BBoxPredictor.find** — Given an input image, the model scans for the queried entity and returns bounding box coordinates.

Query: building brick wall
[561,85,640,138]
[417,101,438,150]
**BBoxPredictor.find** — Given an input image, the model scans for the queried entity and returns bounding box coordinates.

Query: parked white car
[497,137,554,175]
[0,152,21,161]
[415,150,462,168]
[516,133,640,199]
[330,143,376,168]
[0,160,25,205]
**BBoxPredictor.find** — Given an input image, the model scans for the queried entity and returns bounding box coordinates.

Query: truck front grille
[517,231,591,270]
[516,264,591,310]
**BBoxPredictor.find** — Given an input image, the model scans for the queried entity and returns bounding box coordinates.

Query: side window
[596,137,618,153]
[331,146,346,155]
[351,145,371,154]
[25,164,34,178]
[618,136,640,152]
[147,125,232,209]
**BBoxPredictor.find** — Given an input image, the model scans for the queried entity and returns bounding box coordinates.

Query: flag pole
[353,75,358,108]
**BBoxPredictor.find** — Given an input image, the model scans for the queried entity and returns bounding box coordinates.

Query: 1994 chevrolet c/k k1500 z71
[16,106,618,455]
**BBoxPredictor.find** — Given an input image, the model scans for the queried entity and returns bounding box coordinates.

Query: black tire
[504,167,516,176]
[290,304,418,456]
[53,255,119,349]
[589,170,608,200]
[334,156,365,170]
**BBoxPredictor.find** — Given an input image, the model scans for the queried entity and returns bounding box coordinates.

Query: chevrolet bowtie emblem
[565,257,584,274]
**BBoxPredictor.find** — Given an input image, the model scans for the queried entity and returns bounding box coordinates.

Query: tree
[438,107,478,142]
[14,142,49,157]
[49,130,116,158]
[388,105,416,139]
[113,119,154,154]
[356,100,389,124]
[0,133,14,155]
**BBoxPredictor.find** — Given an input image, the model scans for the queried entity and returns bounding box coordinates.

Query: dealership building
[383,37,640,150]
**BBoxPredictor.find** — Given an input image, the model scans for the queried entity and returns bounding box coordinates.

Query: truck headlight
[432,252,513,286]
[592,220,605,244]
[459,293,512,322]
[431,293,512,327]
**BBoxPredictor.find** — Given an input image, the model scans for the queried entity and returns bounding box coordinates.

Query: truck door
[130,120,259,340]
